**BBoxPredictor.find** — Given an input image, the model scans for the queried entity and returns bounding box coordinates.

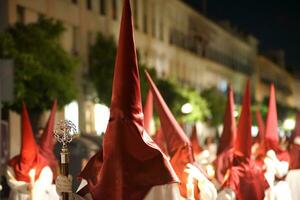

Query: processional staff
[54,120,77,200]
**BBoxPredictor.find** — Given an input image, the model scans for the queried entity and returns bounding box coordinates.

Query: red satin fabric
[223,156,267,200]
[39,100,58,180]
[217,85,236,156]
[215,148,234,184]
[78,0,178,199]
[223,81,267,200]
[143,91,153,134]
[145,72,191,158]
[146,71,201,199]
[8,102,48,182]
[154,128,168,156]
[264,84,290,162]
[215,86,236,183]
[234,81,252,157]
[190,125,202,156]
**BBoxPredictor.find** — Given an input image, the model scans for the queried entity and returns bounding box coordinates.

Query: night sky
[185,0,300,75]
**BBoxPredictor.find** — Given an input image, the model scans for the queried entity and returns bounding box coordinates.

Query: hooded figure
[252,109,266,167]
[262,84,292,200]
[146,71,217,200]
[220,81,267,200]
[264,84,290,163]
[56,0,179,199]
[39,100,58,180]
[215,85,236,184]
[7,102,57,200]
[190,125,202,156]
[143,90,168,155]
[289,113,300,169]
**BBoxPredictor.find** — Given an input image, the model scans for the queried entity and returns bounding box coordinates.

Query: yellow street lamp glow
[251,126,259,137]
[283,118,296,131]
[181,103,193,114]
[234,110,239,118]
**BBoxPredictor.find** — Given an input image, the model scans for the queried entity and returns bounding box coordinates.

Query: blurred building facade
[1,0,300,157]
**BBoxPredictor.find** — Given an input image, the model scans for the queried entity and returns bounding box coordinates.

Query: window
[142,1,148,33]
[159,19,164,41]
[151,4,156,37]
[72,26,79,56]
[99,0,106,15]
[112,0,117,20]
[152,17,156,37]
[133,0,138,29]
[86,0,92,10]
[16,5,25,23]
[38,13,44,20]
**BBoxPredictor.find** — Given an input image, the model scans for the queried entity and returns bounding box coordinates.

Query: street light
[283,118,296,131]
[181,103,193,114]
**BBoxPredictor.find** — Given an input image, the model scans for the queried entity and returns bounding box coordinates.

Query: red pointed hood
[145,71,198,199]
[190,125,202,155]
[234,81,252,158]
[21,102,38,163]
[145,71,192,157]
[154,128,168,155]
[39,100,58,179]
[79,1,178,198]
[144,90,153,134]
[255,109,265,144]
[8,102,48,182]
[217,85,236,155]
[264,84,280,151]
[39,100,57,152]
[109,1,142,124]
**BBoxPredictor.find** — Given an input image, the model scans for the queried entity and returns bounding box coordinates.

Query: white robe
[69,179,217,200]
[263,150,292,200]
[70,181,181,200]
[6,166,59,200]
[286,169,300,200]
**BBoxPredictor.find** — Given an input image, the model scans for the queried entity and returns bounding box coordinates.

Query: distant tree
[88,33,116,106]
[0,18,78,129]
[201,87,227,126]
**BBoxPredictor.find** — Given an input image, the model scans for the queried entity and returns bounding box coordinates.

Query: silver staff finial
[54,120,77,147]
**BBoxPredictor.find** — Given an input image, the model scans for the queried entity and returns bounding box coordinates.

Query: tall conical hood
[8,102,48,182]
[264,84,280,151]
[78,1,178,199]
[20,101,38,164]
[144,90,153,134]
[109,0,142,125]
[146,71,197,199]
[255,109,265,144]
[217,85,236,155]
[39,99,57,153]
[234,81,252,157]
[39,100,58,179]
[190,125,202,155]
[145,71,192,158]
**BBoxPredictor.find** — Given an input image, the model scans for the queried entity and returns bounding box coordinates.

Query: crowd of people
[2,0,300,199]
